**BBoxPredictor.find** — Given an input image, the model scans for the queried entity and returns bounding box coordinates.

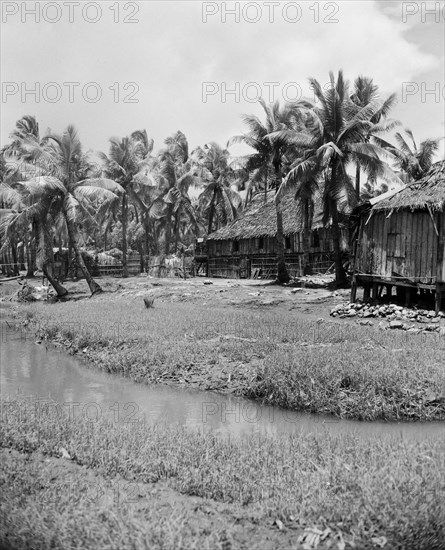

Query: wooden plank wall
[357,209,444,283]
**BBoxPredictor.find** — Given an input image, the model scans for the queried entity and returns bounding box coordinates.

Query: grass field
[1,396,444,550]
[8,277,445,421]
[2,277,445,549]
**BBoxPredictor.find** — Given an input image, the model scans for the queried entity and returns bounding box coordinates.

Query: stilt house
[204,192,348,279]
[352,160,445,311]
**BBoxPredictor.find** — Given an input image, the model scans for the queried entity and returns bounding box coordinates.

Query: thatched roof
[373,160,445,212]
[208,192,318,241]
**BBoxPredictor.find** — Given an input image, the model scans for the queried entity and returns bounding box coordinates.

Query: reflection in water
[1,322,444,441]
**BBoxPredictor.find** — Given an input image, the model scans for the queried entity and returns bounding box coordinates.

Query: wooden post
[436,284,443,313]
[436,212,444,313]
[371,282,378,300]
[350,279,358,302]
[405,287,412,308]
[363,284,371,302]
[350,217,363,304]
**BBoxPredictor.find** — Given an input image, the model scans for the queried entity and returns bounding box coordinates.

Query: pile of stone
[330,302,445,333]
[290,274,334,288]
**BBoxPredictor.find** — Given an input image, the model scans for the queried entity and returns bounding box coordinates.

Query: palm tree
[99,130,154,276]
[350,76,399,200]
[375,129,442,182]
[4,115,40,156]
[276,71,401,286]
[286,165,319,275]
[4,115,44,276]
[195,142,242,233]
[228,125,275,206]
[360,179,389,201]
[234,99,308,283]
[12,125,123,295]
[155,132,201,257]
[0,173,69,296]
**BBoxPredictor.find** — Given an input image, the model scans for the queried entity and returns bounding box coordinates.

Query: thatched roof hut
[372,160,445,212]
[352,160,445,311]
[207,191,340,241]
[208,193,305,241]
[205,192,348,279]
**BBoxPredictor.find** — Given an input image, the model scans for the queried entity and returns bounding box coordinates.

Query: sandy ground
[0,273,351,319]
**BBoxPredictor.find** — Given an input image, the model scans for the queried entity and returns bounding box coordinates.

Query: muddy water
[1,321,443,440]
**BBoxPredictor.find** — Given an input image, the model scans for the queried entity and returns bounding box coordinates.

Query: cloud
[1,1,443,153]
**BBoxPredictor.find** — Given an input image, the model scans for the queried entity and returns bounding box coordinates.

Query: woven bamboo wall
[207,229,346,258]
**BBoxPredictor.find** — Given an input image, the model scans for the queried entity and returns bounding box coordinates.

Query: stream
[1,318,444,441]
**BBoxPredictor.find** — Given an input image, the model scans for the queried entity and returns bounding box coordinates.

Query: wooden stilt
[363,284,370,302]
[350,219,363,305]
[350,276,358,303]
[405,288,412,308]
[371,283,378,300]
[436,284,443,314]
[435,212,444,313]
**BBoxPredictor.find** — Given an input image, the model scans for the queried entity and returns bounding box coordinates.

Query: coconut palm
[99,130,154,276]
[374,129,442,182]
[4,115,40,158]
[4,115,45,276]
[0,173,69,296]
[195,142,242,234]
[350,76,399,200]
[275,71,401,286]
[10,125,123,295]
[360,179,389,201]
[156,132,200,256]
[234,99,309,283]
[228,127,275,206]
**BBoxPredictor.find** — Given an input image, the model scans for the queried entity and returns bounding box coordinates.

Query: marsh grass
[9,295,445,421]
[1,397,444,549]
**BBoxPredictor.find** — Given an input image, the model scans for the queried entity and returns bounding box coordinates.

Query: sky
[1,0,444,160]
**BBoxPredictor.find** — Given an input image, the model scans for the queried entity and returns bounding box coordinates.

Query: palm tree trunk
[302,198,312,275]
[63,207,102,295]
[5,249,12,276]
[138,241,144,273]
[121,193,129,278]
[37,221,68,297]
[264,166,268,203]
[274,168,289,284]
[144,218,150,268]
[28,220,37,276]
[174,212,180,254]
[275,202,289,283]
[10,239,19,276]
[26,244,31,276]
[330,199,347,287]
[19,242,26,271]
[208,204,215,234]
[355,164,361,202]
[208,188,217,234]
[104,224,108,252]
[164,204,173,256]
